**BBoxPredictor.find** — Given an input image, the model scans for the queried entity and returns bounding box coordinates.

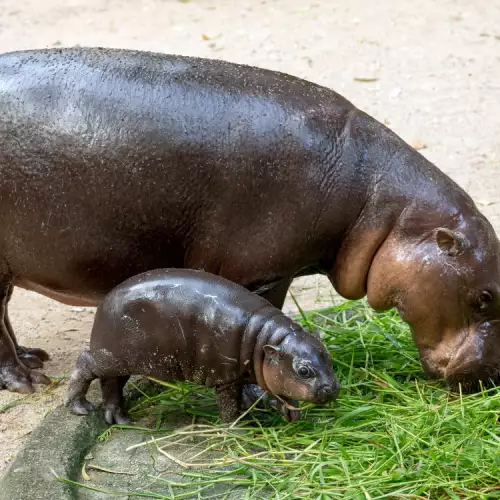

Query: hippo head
[366,208,500,391]
[261,329,340,404]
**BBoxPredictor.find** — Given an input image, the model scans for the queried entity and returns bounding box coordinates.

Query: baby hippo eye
[297,365,314,379]
[478,291,493,311]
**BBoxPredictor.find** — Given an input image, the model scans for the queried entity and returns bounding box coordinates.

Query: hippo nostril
[319,383,339,402]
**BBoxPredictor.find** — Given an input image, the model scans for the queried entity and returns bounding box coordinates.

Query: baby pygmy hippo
[66,269,339,425]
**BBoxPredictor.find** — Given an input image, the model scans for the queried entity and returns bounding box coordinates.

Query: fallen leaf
[201,33,222,41]
[358,39,379,45]
[353,77,378,83]
[411,139,426,150]
[81,462,91,481]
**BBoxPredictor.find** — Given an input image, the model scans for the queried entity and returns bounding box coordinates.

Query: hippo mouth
[444,367,500,393]
[420,349,500,393]
[419,350,499,389]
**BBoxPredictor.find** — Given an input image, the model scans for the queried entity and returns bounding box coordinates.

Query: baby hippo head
[262,329,339,405]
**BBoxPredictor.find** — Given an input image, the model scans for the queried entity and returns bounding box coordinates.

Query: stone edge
[0,405,107,500]
[0,382,149,500]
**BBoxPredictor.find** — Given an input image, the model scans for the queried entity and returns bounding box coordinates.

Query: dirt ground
[0,0,499,476]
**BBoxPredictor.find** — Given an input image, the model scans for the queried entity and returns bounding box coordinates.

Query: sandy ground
[1,0,500,476]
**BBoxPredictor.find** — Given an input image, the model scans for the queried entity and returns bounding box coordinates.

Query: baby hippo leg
[216,382,243,423]
[101,376,131,425]
[66,350,98,415]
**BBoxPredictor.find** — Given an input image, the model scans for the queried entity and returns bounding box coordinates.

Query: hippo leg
[66,350,99,414]
[0,279,51,393]
[257,278,293,310]
[101,376,131,425]
[4,285,50,370]
[216,382,243,423]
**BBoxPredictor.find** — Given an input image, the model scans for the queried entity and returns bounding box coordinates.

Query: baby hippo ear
[435,228,464,257]
[263,345,283,363]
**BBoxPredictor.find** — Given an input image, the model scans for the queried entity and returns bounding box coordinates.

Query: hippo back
[0,47,359,302]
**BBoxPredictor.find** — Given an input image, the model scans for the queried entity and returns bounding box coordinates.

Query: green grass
[62,300,500,499]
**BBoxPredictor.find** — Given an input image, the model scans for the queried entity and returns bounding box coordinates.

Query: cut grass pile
[61,300,500,499]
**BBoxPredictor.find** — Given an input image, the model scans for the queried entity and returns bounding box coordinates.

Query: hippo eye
[297,365,314,379]
[478,291,493,310]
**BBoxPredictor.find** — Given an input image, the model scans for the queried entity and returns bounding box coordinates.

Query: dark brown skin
[0,47,499,395]
[65,269,339,424]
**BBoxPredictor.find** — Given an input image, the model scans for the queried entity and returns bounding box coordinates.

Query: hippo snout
[417,322,500,392]
[317,381,340,403]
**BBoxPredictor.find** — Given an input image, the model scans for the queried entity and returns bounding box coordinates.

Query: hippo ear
[263,345,283,363]
[435,228,464,257]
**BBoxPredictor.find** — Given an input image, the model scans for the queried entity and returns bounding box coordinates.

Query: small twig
[86,464,137,476]
[125,425,220,451]
[389,495,429,500]
[224,455,281,473]
[156,446,216,469]
[274,394,305,412]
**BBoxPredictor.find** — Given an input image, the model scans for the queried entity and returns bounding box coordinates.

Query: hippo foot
[104,405,131,426]
[241,385,301,421]
[67,396,97,416]
[16,346,50,370]
[241,384,273,410]
[0,362,51,393]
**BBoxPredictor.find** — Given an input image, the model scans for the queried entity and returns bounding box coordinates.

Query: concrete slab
[0,380,265,500]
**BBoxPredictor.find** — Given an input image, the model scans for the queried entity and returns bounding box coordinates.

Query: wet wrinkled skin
[65,269,339,424]
[0,47,498,395]
[366,212,500,391]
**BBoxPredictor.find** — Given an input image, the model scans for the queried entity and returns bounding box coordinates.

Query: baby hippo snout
[317,382,340,404]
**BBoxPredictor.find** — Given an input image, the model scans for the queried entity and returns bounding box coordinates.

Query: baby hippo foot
[103,404,131,425]
[242,384,301,421]
[0,361,51,393]
[67,396,96,416]
[16,346,50,369]
[241,384,275,410]
[100,376,131,425]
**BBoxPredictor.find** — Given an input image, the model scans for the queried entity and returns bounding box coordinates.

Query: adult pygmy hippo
[0,47,499,396]
[66,269,339,424]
